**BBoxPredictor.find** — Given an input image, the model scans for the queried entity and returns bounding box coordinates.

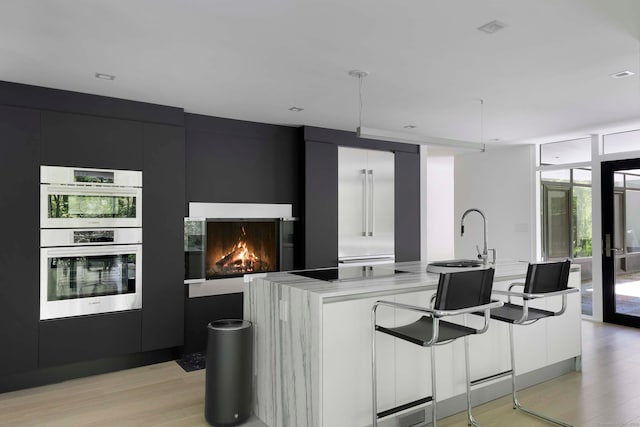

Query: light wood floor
[0,320,637,426]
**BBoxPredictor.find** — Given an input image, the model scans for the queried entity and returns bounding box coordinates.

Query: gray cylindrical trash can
[205,319,253,426]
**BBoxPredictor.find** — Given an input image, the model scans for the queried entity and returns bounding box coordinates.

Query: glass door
[602,159,640,326]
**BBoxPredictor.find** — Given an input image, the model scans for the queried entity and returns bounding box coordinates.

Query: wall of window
[538,137,594,316]
[541,168,592,260]
[537,130,640,321]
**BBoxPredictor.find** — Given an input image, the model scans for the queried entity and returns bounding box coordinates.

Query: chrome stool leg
[430,344,437,427]
[508,324,573,427]
[464,335,481,427]
[372,307,378,427]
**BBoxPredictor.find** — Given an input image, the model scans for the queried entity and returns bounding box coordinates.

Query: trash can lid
[208,319,252,331]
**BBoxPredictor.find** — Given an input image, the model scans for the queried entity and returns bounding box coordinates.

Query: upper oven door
[41,184,142,229]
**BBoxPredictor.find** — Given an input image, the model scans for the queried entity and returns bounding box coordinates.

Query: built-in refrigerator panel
[338,147,394,265]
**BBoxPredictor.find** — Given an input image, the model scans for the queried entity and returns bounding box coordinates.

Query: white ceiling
[2,0,640,147]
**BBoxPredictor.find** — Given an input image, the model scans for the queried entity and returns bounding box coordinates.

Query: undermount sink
[427,259,483,268]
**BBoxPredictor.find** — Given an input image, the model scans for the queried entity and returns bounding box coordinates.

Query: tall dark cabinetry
[142,123,185,351]
[303,140,338,268]
[0,106,40,376]
[38,110,147,366]
[41,111,143,169]
[37,112,186,359]
[395,151,421,262]
[182,114,300,353]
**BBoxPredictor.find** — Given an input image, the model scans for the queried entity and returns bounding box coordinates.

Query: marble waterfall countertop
[245,260,534,301]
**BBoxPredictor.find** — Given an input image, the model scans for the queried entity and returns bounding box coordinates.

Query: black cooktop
[292,266,408,282]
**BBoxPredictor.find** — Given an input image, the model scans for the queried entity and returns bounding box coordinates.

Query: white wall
[454,145,536,263]
[424,154,455,261]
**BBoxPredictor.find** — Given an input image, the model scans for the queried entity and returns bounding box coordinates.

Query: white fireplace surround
[186,202,293,297]
[188,202,292,220]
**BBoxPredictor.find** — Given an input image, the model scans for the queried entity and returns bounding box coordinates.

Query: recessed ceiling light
[477,20,507,34]
[610,70,635,79]
[403,125,416,129]
[288,106,304,112]
[95,72,116,80]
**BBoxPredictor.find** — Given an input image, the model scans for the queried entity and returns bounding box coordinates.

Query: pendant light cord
[358,75,364,129]
[349,70,369,131]
[480,98,486,152]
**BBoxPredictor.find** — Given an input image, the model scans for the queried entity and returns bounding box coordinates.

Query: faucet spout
[460,208,489,265]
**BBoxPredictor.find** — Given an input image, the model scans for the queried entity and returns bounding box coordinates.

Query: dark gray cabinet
[39,311,142,367]
[141,123,185,351]
[303,140,338,268]
[0,106,40,375]
[41,111,144,170]
[395,151,421,262]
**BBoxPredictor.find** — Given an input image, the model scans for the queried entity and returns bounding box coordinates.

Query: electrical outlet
[279,300,288,322]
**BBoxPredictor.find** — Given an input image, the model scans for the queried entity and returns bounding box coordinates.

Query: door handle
[368,169,374,236]
[604,233,623,258]
[361,169,367,236]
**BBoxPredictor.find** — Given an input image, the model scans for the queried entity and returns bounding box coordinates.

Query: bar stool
[488,260,578,427]
[372,268,503,427]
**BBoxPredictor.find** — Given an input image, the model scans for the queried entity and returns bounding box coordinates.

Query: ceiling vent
[610,70,635,79]
[477,20,507,34]
[95,72,116,80]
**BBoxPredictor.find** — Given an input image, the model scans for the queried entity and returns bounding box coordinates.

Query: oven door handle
[42,244,142,257]
[42,184,140,196]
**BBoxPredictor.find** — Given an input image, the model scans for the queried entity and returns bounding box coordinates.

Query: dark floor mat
[176,352,206,372]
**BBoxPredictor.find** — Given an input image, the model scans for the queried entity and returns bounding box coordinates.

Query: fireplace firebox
[205,220,279,279]
[184,211,296,285]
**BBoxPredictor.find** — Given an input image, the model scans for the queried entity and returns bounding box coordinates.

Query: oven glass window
[48,195,137,219]
[47,254,137,301]
[74,170,114,184]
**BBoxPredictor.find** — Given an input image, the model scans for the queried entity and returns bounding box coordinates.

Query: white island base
[244,261,581,427]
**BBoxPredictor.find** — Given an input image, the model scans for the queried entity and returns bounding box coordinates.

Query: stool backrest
[523,260,571,294]
[434,268,495,310]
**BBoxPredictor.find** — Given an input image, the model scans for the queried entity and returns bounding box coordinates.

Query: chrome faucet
[460,208,496,265]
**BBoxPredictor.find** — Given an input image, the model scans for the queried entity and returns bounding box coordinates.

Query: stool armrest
[508,282,525,291]
[507,282,525,304]
[372,300,443,345]
[491,287,578,323]
[374,299,503,318]
[372,300,504,341]
[493,286,578,300]
[520,287,579,299]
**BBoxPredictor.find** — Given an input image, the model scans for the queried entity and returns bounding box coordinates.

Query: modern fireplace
[205,220,279,279]
[184,203,296,294]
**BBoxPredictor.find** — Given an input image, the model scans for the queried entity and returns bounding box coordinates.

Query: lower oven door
[40,244,142,320]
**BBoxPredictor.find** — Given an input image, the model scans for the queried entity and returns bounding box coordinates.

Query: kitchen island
[244,261,581,427]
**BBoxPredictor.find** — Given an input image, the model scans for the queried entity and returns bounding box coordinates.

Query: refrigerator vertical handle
[361,169,368,236]
[368,169,374,236]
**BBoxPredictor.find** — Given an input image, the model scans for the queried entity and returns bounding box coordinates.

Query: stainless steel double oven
[40,166,143,320]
